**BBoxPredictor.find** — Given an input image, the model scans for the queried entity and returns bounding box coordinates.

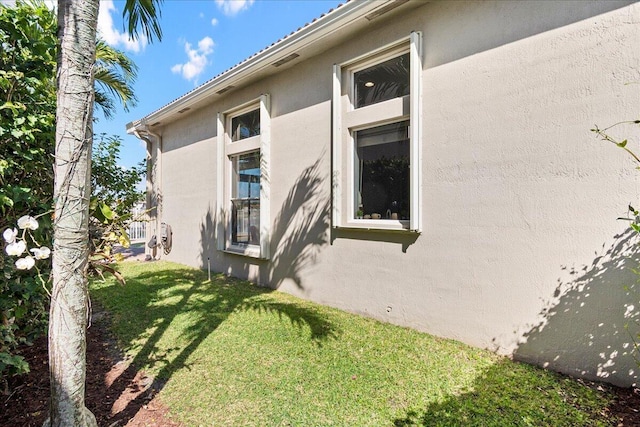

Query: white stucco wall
[147,0,640,386]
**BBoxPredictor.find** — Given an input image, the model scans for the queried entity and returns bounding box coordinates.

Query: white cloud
[98,0,147,53]
[211,17,219,26]
[171,36,215,83]
[215,0,254,16]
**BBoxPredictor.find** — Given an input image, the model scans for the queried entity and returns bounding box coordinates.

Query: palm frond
[94,88,116,119]
[94,39,138,115]
[122,0,163,43]
[96,39,138,81]
[94,68,138,112]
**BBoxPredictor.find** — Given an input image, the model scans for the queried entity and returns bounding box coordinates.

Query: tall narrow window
[217,95,271,258]
[231,151,260,245]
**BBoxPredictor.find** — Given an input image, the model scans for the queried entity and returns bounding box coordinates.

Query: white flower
[15,256,35,270]
[6,240,26,256]
[3,228,18,243]
[17,215,39,230]
[30,246,51,260]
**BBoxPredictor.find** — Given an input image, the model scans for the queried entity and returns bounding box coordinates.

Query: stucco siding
[144,0,640,386]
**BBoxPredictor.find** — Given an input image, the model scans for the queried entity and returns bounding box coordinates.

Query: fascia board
[127,0,396,133]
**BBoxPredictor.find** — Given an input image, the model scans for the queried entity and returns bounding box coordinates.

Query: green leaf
[118,227,131,248]
[617,139,628,148]
[0,352,30,375]
[14,305,26,319]
[0,159,9,176]
[100,203,115,222]
[0,194,14,208]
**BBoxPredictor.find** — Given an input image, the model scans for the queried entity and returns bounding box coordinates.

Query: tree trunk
[45,0,99,425]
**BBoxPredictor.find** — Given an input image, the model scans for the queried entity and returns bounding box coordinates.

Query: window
[355,53,410,109]
[332,32,422,232]
[217,95,270,258]
[231,109,260,141]
[231,151,260,245]
[354,121,410,220]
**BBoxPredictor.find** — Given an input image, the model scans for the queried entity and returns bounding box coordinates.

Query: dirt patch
[607,386,640,426]
[0,309,181,427]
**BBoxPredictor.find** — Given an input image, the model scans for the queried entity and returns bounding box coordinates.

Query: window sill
[336,220,419,233]
[221,245,266,260]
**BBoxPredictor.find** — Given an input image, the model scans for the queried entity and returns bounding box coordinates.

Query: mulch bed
[608,387,640,426]
[0,309,181,427]
[2,313,640,426]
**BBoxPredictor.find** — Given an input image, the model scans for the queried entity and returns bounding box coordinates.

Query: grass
[91,261,615,426]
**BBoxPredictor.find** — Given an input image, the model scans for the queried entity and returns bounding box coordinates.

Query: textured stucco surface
[143,1,640,386]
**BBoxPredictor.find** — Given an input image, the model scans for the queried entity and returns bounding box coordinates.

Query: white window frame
[216,94,271,258]
[332,32,422,232]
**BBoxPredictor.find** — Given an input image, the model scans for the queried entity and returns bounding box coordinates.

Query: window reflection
[232,151,260,245]
[231,109,260,141]
[355,53,409,109]
[354,121,410,220]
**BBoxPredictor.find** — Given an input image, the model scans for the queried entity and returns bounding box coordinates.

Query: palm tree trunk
[45,0,99,425]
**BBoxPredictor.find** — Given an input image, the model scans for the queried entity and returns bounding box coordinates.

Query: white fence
[128,221,146,242]
[128,203,147,243]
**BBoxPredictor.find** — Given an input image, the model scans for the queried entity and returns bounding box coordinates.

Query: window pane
[232,151,260,245]
[232,199,260,245]
[231,109,260,141]
[233,151,260,199]
[354,121,410,220]
[355,53,409,109]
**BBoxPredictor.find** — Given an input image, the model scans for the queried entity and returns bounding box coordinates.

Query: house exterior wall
[146,0,640,386]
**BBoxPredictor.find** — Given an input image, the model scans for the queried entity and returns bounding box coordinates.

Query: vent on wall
[365,0,409,21]
[216,85,235,95]
[177,107,191,114]
[272,53,300,67]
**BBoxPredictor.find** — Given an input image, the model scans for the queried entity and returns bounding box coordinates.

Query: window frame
[230,150,261,246]
[332,32,422,232]
[216,94,271,258]
[352,120,411,224]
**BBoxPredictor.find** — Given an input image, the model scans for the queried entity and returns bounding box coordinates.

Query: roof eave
[127,0,407,134]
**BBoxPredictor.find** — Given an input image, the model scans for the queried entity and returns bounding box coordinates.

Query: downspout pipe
[133,126,162,259]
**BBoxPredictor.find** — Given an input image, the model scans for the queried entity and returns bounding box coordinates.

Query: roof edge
[127,0,405,134]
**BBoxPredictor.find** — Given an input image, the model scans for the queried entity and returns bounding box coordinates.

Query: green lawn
[91,261,614,426]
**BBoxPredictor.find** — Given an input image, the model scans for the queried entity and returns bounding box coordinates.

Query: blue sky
[93,0,342,169]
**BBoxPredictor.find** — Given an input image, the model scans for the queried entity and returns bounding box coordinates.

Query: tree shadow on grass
[90,154,335,424]
[390,229,640,427]
[90,263,338,425]
[392,358,612,427]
